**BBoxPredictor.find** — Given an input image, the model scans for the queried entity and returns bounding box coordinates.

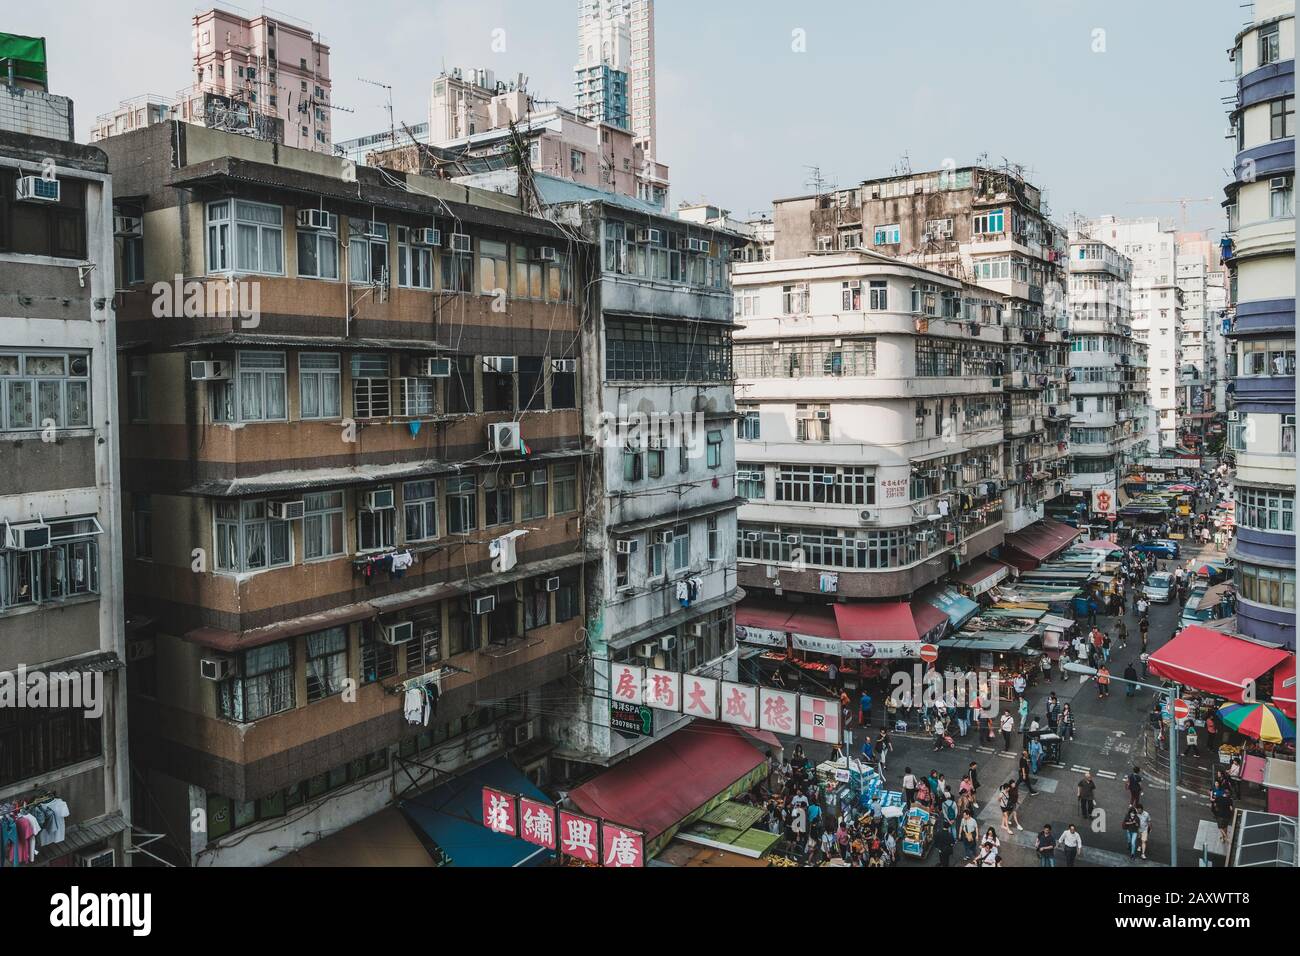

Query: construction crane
[1125,197,1217,229]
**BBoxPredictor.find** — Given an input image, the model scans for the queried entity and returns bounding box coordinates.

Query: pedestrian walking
[959,808,979,860]
[1036,824,1057,867]
[1096,664,1111,699]
[1102,634,1112,664]
[968,761,981,808]
[1124,662,1138,696]
[1029,736,1043,774]
[859,690,872,728]
[1017,696,1029,733]
[1000,711,1015,751]
[1060,824,1083,866]
[1137,803,1152,860]
[902,767,918,807]
[1041,654,1052,683]
[1005,780,1023,831]
[1116,619,1128,649]
[1184,722,1202,758]
[1019,749,1038,794]
[1124,766,1143,808]
[1122,805,1141,859]
[1077,771,1097,818]
[935,823,955,867]
[1060,702,1074,740]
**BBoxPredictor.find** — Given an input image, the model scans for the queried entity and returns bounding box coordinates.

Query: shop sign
[735,624,786,648]
[799,695,841,743]
[682,674,719,718]
[643,667,680,711]
[482,787,518,836]
[558,811,600,863]
[600,823,645,868]
[519,798,557,850]
[611,700,653,736]
[610,663,644,706]
[720,680,758,728]
[1091,488,1116,515]
[758,687,798,734]
[791,633,922,659]
[882,478,909,500]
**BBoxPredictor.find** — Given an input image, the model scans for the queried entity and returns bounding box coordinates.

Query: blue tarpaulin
[400,757,555,867]
[925,588,980,629]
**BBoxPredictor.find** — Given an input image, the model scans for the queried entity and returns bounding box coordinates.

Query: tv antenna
[358,76,394,149]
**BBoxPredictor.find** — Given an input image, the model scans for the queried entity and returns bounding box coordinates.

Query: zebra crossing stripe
[1071,765,1090,773]
[1095,770,1118,779]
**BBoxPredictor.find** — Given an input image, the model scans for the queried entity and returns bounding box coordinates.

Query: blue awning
[400,757,555,867]
[925,588,980,629]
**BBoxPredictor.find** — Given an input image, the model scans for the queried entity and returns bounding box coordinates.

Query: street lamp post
[1061,660,1182,867]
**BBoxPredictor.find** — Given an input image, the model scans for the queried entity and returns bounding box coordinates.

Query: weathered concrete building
[98,121,591,864]
[0,47,131,866]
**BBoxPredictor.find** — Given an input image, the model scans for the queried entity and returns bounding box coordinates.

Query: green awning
[940,633,1038,652]
[0,33,48,87]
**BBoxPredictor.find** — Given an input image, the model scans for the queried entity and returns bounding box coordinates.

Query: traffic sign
[1171,698,1190,721]
[919,644,939,664]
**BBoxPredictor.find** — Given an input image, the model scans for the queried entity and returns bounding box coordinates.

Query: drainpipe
[5,59,15,89]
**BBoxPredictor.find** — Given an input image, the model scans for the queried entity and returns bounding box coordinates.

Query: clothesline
[1,793,71,867]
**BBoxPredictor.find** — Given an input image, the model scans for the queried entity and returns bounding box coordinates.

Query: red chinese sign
[800,695,841,743]
[481,787,517,836]
[518,797,557,850]
[600,823,645,867]
[557,810,600,863]
[759,687,798,734]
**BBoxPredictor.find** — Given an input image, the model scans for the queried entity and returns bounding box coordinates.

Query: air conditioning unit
[413,227,441,246]
[15,524,50,550]
[924,469,940,478]
[820,474,836,485]
[687,623,704,638]
[473,595,497,615]
[483,355,517,373]
[296,208,335,231]
[509,472,528,489]
[510,720,537,746]
[16,175,59,203]
[697,240,712,255]
[488,422,522,453]
[76,849,116,868]
[544,576,561,592]
[859,510,875,524]
[659,635,677,651]
[446,232,472,252]
[415,357,451,377]
[815,410,830,420]
[268,500,306,521]
[551,358,577,373]
[653,530,674,544]
[190,360,231,381]
[113,215,142,237]
[636,641,658,659]
[532,246,559,262]
[362,488,395,511]
[785,534,801,545]
[678,237,692,251]
[615,538,640,554]
[635,228,661,244]
[380,621,415,645]
[200,657,236,681]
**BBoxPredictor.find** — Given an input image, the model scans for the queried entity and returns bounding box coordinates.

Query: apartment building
[98,121,590,865]
[1176,230,1227,424]
[1223,0,1295,648]
[0,55,131,866]
[531,175,742,768]
[1088,216,1183,449]
[576,0,657,157]
[1066,233,1149,506]
[97,8,332,153]
[772,164,1072,534]
[731,253,1009,605]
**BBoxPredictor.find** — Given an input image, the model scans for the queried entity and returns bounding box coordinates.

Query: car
[1134,539,1180,559]
[1143,572,1175,603]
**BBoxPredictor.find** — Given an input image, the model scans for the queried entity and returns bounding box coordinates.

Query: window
[1236,486,1295,532]
[868,280,888,311]
[734,340,877,379]
[482,364,515,413]
[207,200,283,275]
[737,408,760,440]
[622,447,644,481]
[0,351,90,431]
[513,245,544,299]
[796,404,830,441]
[521,468,548,519]
[297,216,339,280]
[1238,563,1296,609]
[841,281,862,311]
[0,704,101,787]
[775,465,873,504]
[873,224,900,245]
[133,493,152,560]
[396,227,432,288]
[299,353,341,419]
[671,524,690,571]
[782,283,810,314]
[444,355,475,414]
[218,641,294,721]
[973,209,1005,235]
[1270,176,1294,218]
[547,251,574,302]
[706,429,723,468]
[555,569,580,622]
[303,492,345,560]
[447,477,477,533]
[117,203,144,284]
[1271,97,1295,140]
[214,500,291,573]
[518,357,544,411]
[485,473,514,526]
[707,516,720,562]
[0,171,87,259]
[1239,338,1296,376]
[358,489,396,552]
[479,239,509,296]
[915,338,961,377]
[441,235,473,292]
[127,355,148,422]
[605,317,731,383]
[351,354,391,418]
[305,627,347,702]
[553,462,578,514]
[735,291,760,317]
[1,519,103,609]
[550,358,576,408]
[525,578,550,631]
[403,480,438,541]
[360,622,398,683]
[737,463,765,500]
[215,351,286,423]
[406,607,442,671]
[348,220,388,284]
[1260,22,1280,66]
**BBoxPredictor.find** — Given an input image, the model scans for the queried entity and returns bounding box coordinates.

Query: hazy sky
[13,0,1243,232]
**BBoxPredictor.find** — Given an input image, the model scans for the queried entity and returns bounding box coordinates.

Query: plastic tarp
[833,602,918,642]
[1147,626,1293,703]
[785,606,840,639]
[1004,518,1080,563]
[736,604,794,632]
[400,757,554,867]
[1272,656,1296,719]
[0,34,47,86]
[910,599,949,643]
[952,557,1011,593]
[567,721,768,852]
[924,588,979,629]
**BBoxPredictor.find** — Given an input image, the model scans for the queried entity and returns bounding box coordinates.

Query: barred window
[1238,563,1295,609]
[1236,487,1294,532]
[219,640,294,721]
[736,525,926,570]
[605,317,732,382]
[775,465,873,505]
[737,463,766,500]
[735,340,875,379]
[915,338,961,377]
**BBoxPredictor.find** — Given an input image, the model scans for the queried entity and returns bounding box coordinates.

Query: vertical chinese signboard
[720,680,758,728]
[600,822,645,867]
[481,787,518,836]
[518,797,557,850]
[758,687,798,735]
[799,695,841,743]
[682,674,718,718]
[557,810,600,863]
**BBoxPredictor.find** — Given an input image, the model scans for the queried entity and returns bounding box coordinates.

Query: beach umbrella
[1216,702,1295,743]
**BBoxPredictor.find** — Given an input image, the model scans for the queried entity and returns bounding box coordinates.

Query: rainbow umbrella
[1216,702,1296,744]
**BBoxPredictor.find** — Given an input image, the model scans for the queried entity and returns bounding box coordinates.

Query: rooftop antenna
[804,165,826,198]
[358,76,394,151]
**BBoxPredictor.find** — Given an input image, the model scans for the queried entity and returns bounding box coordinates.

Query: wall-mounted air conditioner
[16,176,59,203]
[473,595,497,615]
[200,657,236,681]
[544,576,561,592]
[268,500,305,521]
[653,530,674,544]
[76,849,116,868]
[380,621,415,645]
[362,488,395,511]
[413,227,441,246]
[615,538,640,554]
[114,215,142,237]
[551,358,577,373]
[190,360,230,381]
[296,208,335,231]
[531,246,559,262]
[687,623,704,638]
[635,641,658,658]
[14,524,50,550]
[510,720,537,746]
[446,232,472,253]
[415,357,451,377]
[659,635,677,651]
[483,356,517,373]
[488,422,522,453]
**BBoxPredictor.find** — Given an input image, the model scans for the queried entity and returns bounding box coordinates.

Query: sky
[12,0,1245,234]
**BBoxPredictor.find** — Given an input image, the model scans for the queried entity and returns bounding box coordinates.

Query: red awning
[567,721,768,843]
[833,603,918,642]
[952,557,1011,592]
[1272,656,1296,719]
[784,607,841,639]
[1148,626,1293,702]
[735,604,793,632]
[1004,518,1080,562]
[911,599,948,641]
[998,551,1039,573]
